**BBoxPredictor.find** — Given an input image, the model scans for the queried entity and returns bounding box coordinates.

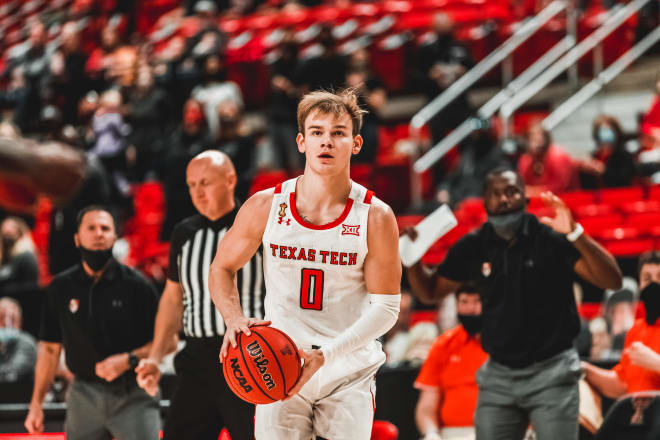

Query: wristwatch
[566,223,584,242]
[128,352,139,369]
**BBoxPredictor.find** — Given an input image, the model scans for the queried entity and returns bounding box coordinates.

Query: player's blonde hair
[297,88,367,137]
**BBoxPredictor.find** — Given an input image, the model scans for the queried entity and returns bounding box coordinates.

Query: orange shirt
[414,326,488,427]
[613,318,660,393]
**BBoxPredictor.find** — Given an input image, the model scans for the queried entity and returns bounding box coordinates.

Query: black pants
[163,338,255,440]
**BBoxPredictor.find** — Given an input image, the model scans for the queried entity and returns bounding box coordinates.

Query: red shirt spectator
[518,123,579,195]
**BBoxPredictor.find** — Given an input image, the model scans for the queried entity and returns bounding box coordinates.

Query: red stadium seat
[649,185,660,201]
[625,212,660,235]
[621,200,660,215]
[599,187,644,206]
[557,190,595,211]
[605,238,654,257]
[248,170,290,196]
[574,203,615,219]
[596,227,640,241]
[409,310,438,327]
[371,420,399,440]
[580,214,624,235]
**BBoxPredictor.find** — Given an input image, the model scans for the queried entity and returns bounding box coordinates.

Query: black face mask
[487,206,525,241]
[79,246,113,272]
[641,282,660,325]
[457,314,483,336]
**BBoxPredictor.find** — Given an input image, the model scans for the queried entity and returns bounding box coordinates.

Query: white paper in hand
[399,204,458,267]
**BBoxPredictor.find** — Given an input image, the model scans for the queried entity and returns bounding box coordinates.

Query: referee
[136,150,266,440]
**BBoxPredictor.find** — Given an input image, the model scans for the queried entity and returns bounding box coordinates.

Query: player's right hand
[24,403,44,434]
[220,317,271,360]
[135,359,161,397]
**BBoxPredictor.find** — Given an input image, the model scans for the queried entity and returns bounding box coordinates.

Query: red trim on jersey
[364,190,374,204]
[289,192,354,230]
[274,183,282,194]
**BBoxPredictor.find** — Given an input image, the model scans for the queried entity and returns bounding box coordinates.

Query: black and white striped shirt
[168,209,264,338]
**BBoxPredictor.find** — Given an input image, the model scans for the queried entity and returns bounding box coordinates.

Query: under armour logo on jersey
[112,299,123,308]
[278,203,287,217]
[278,217,291,226]
[341,224,360,236]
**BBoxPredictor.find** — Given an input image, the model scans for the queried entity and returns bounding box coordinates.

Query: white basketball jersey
[262,177,379,354]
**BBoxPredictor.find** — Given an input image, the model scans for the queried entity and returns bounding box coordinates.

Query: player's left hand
[627,341,660,372]
[284,349,325,400]
[538,191,576,235]
[95,353,130,382]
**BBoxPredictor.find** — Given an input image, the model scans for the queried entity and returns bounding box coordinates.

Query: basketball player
[209,89,402,440]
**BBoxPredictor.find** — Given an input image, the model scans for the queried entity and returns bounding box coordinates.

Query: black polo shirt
[437,213,581,368]
[40,259,158,384]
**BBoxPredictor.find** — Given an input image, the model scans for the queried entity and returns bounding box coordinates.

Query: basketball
[223,325,302,405]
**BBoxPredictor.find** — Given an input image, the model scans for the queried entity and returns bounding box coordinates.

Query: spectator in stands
[125,66,173,181]
[191,54,243,141]
[159,99,211,240]
[436,126,509,206]
[49,22,90,126]
[641,76,660,144]
[25,206,161,438]
[3,20,52,134]
[86,23,137,90]
[298,23,347,92]
[346,62,387,165]
[185,1,228,61]
[413,13,474,145]
[583,251,660,397]
[210,101,257,202]
[0,217,39,297]
[0,297,37,383]
[90,89,130,192]
[415,283,487,440]
[518,122,580,196]
[580,114,637,188]
[406,168,622,440]
[268,28,304,170]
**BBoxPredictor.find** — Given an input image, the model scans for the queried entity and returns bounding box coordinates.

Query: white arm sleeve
[320,293,400,363]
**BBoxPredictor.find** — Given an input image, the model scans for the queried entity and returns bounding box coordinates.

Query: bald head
[188,150,236,177]
[186,150,237,221]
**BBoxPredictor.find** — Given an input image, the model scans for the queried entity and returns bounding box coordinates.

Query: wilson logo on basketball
[341,224,360,236]
[229,358,253,393]
[247,341,276,390]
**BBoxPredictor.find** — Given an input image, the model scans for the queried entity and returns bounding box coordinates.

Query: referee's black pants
[163,337,255,440]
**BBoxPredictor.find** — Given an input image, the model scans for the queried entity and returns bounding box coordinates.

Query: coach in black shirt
[137,150,265,440]
[25,205,162,439]
[406,168,622,440]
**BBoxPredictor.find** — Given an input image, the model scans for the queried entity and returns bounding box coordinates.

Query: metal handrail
[413,35,575,173]
[410,0,567,131]
[500,0,653,119]
[542,25,660,131]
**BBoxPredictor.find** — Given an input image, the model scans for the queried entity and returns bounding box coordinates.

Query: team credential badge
[341,224,360,236]
[69,299,79,313]
[277,202,291,226]
[482,262,491,277]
